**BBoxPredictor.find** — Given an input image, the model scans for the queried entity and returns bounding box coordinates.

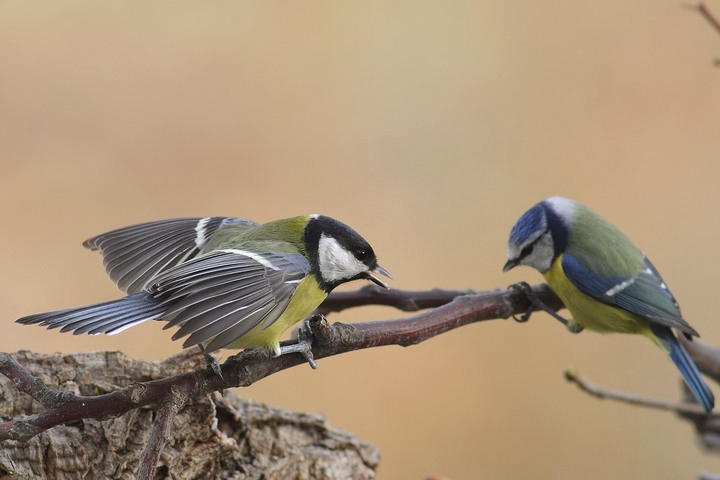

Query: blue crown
[509,204,547,245]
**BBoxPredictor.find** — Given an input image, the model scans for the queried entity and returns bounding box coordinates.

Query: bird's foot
[509,281,574,328]
[198,345,224,379]
[277,318,317,369]
[566,319,584,334]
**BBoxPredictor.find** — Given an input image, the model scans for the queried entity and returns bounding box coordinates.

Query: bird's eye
[520,244,534,258]
[354,249,368,261]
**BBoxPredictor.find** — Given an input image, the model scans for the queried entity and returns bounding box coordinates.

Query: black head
[303,215,392,292]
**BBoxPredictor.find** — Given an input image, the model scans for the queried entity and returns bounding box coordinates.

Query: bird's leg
[277,317,318,369]
[198,344,224,379]
[565,319,584,334]
[509,282,582,332]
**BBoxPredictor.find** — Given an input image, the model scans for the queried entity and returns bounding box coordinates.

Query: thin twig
[564,368,714,416]
[698,2,720,36]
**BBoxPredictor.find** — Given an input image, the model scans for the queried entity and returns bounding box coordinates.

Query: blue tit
[17,215,392,363]
[503,197,714,413]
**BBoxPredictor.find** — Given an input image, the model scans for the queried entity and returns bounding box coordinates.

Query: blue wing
[561,253,697,336]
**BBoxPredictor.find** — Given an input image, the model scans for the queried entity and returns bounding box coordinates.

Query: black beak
[502,259,518,272]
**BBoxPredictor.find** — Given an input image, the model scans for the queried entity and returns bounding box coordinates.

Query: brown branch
[5,282,720,474]
[0,283,562,443]
[137,386,187,480]
[319,285,478,313]
[0,352,209,442]
[0,352,76,409]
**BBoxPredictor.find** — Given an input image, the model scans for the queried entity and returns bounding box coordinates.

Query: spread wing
[83,217,259,294]
[561,252,698,336]
[147,248,310,352]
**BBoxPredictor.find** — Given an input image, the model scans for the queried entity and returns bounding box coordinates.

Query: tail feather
[651,324,714,413]
[16,293,166,336]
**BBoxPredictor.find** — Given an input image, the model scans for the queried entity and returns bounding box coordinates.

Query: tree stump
[0,351,379,479]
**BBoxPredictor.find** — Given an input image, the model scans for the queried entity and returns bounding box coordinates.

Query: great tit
[16,215,391,363]
[503,197,714,413]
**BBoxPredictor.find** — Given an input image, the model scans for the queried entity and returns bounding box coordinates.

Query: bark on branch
[4,283,717,478]
[0,283,561,445]
[0,284,559,478]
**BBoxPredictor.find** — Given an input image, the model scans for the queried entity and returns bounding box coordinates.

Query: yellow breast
[223,274,327,354]
[543,255,652,336]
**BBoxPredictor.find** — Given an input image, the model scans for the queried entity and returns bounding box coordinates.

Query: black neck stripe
[542,203,569,258]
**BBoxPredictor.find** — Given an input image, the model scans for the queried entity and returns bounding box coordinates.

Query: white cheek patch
[318,234,367,282]
[519,233,555,273]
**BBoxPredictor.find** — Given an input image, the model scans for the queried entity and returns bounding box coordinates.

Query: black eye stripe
[520,228,551,259]
[520,244,534,258]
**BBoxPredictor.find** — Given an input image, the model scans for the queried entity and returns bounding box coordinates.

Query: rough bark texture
[0,351,379,480]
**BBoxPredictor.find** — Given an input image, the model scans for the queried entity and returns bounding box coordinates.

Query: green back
[567,203,645,277]
[202,215,309,255]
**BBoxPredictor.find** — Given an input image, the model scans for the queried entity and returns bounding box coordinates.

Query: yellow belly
[223,274,327,354]
[543,255,653,337]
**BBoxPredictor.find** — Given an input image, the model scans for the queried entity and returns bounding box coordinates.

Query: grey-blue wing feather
[16,293,165,336]
[18,240,309,352]
[146,249,309,352]
[561,253,697,336]
[83,217,259,294]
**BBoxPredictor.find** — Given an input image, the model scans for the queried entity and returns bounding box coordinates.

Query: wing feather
[84,217,259,294]
[562,253,697,336]
[171,288,272,338]
[161,277,268,321]
[143,249,310,352]
[203,297,292,351]
[180,296,275,347]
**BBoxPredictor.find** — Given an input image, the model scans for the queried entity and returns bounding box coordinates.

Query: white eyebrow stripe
[219,248,281,270]
[605,278,636,297]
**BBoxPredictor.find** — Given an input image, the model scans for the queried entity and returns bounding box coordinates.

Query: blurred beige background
[2,1,720,478]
